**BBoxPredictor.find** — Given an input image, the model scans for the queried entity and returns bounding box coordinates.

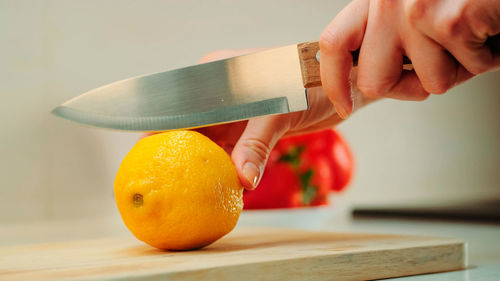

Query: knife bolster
[297,41,322,88]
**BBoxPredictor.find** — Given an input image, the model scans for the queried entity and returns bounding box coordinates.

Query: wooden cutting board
[0,227,466,281]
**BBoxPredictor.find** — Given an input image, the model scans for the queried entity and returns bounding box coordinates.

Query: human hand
[320,0,500,119]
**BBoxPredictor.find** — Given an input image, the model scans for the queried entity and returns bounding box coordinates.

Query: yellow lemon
[114,130,243,250]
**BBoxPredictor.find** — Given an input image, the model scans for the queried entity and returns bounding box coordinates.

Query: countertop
[1,205,499,280]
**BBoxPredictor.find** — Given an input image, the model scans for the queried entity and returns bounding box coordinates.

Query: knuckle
[357,79,388,97]
[241,138,271,163]
[319,29,342,54]
[435,8,464,41]
[422,79,452,94]
[467,62,490,75]
[439,18,461,40]
[406,0,428,26]
[405,0,426,24]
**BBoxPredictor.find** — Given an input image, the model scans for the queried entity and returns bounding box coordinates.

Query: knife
[52,41,410,131]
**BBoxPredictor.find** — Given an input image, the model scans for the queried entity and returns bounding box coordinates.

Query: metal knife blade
[52,44,311,131]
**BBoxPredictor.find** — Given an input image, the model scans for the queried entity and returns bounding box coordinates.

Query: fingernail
[334,104,349,119]
[242,162,261,190]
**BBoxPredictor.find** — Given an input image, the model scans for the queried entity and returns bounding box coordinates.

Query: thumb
[231,115,290,190]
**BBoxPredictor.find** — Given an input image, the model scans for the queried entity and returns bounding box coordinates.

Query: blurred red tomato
[328,130,355,191]
[277,129,354,192]
[243,129,354,209]
[243,151,302,209]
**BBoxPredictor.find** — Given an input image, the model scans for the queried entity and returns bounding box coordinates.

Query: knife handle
[297,41,412,88]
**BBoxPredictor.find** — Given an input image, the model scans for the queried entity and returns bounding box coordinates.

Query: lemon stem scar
[133,193,144,207]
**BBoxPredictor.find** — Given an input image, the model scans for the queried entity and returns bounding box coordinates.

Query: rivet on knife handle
[297,41,412,88]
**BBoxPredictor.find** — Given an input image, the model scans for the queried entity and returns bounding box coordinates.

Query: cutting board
[0,227,466,281]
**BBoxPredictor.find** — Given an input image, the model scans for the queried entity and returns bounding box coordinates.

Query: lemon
[114,130,243,250]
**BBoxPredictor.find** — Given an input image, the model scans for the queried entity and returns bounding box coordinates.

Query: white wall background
[1,0,499,223]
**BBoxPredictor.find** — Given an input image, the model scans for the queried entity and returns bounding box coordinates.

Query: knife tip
[51,106,65,118]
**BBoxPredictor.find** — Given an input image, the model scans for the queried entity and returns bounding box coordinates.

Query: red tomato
[243,153,302,209]
[328,130,354,191]
[243,129,354,210]
[279,129,354,192]
[299,154,331,206]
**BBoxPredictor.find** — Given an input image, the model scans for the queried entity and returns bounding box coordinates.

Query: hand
[320,0,500,119]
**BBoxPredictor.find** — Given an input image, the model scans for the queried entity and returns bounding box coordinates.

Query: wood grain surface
[297,41,321,88]
[0,227,466,281]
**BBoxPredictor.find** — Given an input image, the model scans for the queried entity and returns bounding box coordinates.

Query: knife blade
[51,41,410,131]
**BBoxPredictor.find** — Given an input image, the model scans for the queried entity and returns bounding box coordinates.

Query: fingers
[231,115,291,190]
[319,0,369,119]
[357,0,429,101]
[408,0,500,75]
[404,29,472,94]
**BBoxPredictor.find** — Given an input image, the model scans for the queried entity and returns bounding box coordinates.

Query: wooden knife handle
[297,41,412,88]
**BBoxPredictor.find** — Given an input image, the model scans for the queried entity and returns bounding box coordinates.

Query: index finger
[319,0,369,119]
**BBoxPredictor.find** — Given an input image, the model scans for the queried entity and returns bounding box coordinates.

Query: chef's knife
[52,41,410,131]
